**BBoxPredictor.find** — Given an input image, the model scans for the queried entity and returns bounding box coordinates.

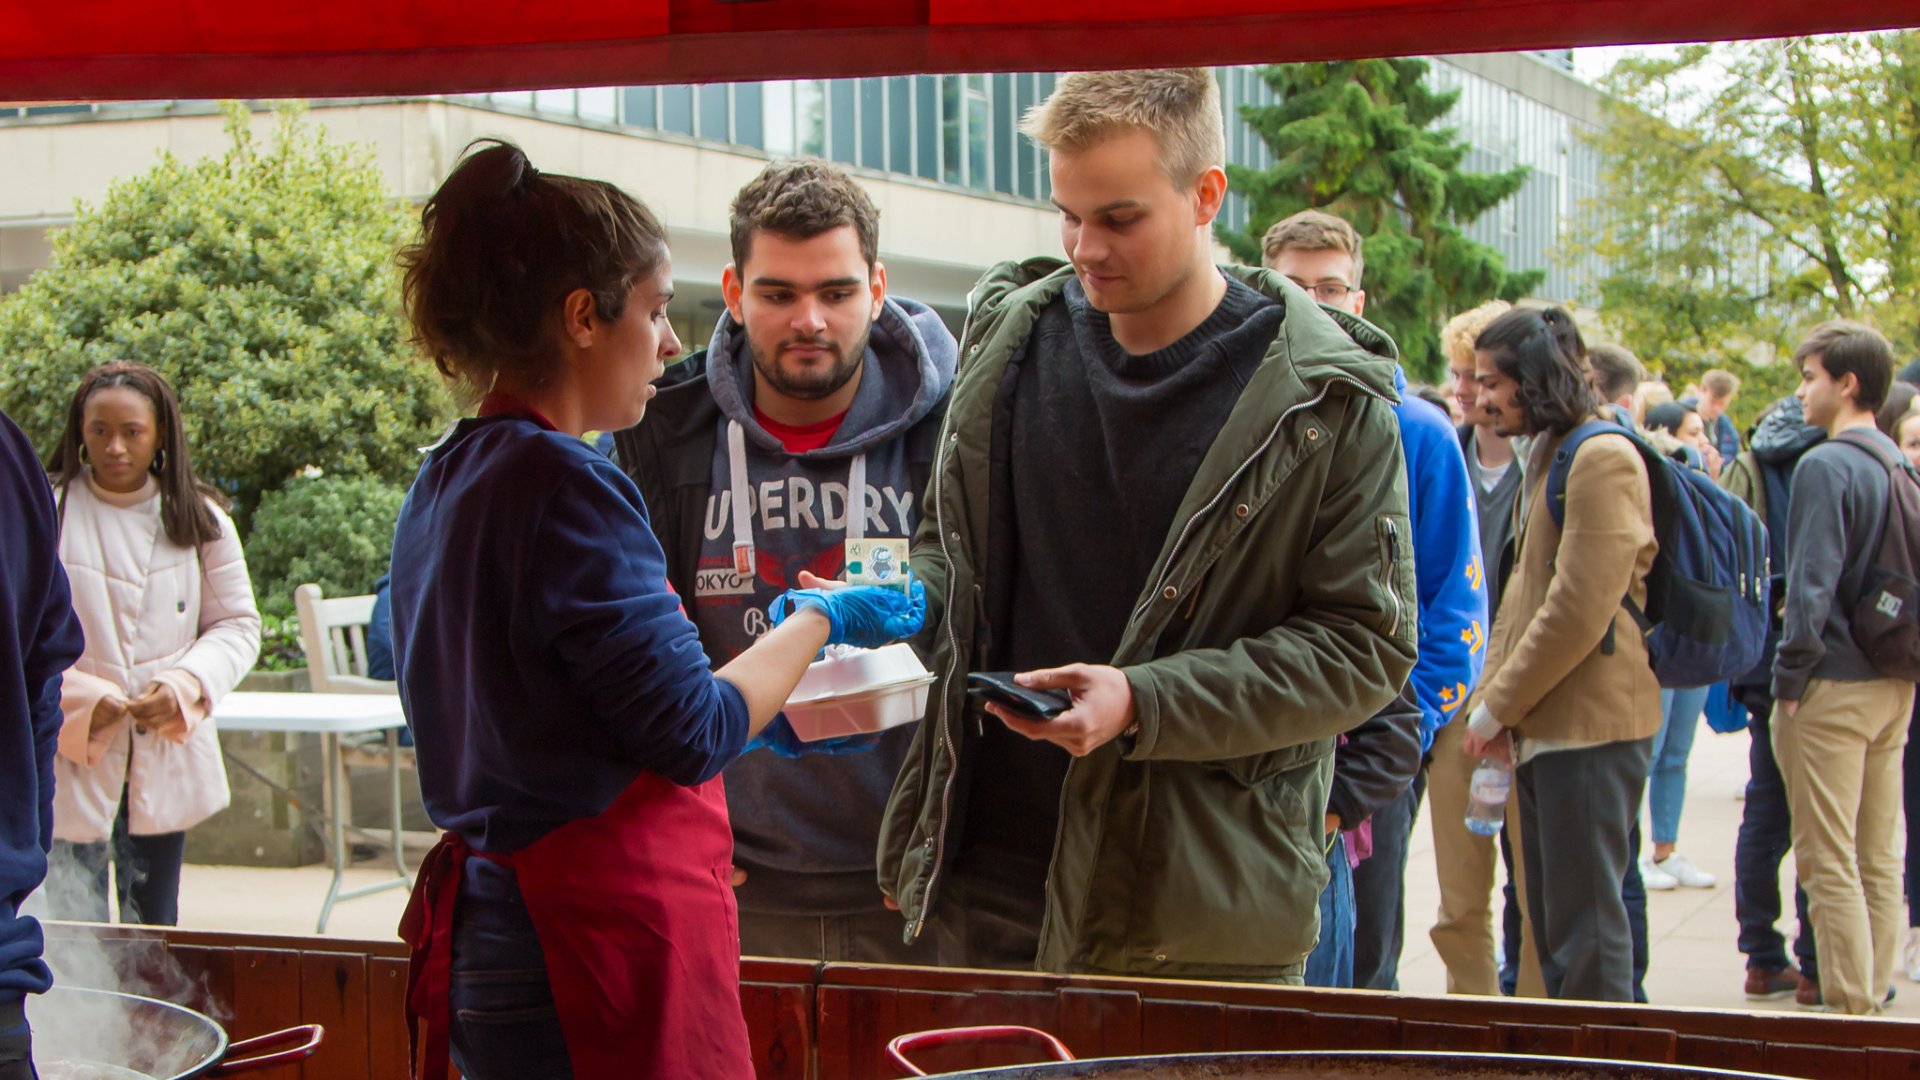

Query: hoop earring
[150,447,166,475]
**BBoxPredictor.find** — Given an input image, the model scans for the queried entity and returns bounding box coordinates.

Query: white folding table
[214,691,413,932]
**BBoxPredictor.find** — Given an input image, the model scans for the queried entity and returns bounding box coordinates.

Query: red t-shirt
[754,404,847,454]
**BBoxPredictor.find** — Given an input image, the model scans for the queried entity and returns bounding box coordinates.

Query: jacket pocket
[1128,757,1330,971]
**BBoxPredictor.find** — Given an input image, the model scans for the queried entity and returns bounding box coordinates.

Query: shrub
[247,472,407,618]
[0,102,451,531]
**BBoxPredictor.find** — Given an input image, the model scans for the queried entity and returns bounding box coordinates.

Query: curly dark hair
[728,158,880,272]
[1475,306,1597,436]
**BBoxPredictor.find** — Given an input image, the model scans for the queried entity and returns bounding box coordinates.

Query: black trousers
[1352,768,1426,990]
[1732,687,1818,977]
[0,997,32,1080]
[1517,738,1654,1002]
[47,790,186,926]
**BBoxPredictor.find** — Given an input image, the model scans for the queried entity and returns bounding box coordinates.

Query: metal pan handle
[204,1024,325,1076]
[886,1025,1075,1077]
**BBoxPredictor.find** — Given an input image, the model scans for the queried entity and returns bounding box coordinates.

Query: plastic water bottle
[1464,757,1511,837]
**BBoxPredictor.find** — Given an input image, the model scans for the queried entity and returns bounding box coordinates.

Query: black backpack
[1832,431,1920,682]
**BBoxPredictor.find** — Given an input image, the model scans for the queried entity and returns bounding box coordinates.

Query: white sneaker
[1905,931,1920,983]
[1641,856,1678,891]
[1656,852,1717,889]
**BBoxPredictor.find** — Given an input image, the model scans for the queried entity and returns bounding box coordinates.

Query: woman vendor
[390,140,923,1080]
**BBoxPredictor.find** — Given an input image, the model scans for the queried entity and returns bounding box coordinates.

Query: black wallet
[965,672,1073,719]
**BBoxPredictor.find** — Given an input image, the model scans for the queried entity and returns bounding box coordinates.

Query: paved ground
[172,717,1920,1016]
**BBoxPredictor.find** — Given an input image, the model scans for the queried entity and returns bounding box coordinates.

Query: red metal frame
[0,0,1914,102]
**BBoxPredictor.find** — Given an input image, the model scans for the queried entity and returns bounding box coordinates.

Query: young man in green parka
[876,68,1419,982]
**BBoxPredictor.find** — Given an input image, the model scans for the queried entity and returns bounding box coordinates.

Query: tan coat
[1476,422,1662,744]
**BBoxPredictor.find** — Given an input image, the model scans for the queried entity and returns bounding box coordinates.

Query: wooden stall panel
[297,951,369,1080]
[365,957,411,1080]
[1400,1019,1494,1053]
[1675,1034,1769,1075]
[1582,1024,1676,1065]
[227,949,305,1080]
[1310,1010,1400,1050]
[740,979,814,1080]
[1490,1022,1583,1057]
[1867,1047,1920,1078]
[1057,988,1141,1061]
[816,984,898,1080]
[1223,1005,1316,1053]
[1140,1000,1226,1057]
[1767,1041,1869,1078]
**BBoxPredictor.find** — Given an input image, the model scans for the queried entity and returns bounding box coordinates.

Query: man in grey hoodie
[1773,320,1914,1015]
[613,158,956,963]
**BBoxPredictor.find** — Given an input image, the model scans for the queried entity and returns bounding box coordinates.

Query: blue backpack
[1546,420,1770,689]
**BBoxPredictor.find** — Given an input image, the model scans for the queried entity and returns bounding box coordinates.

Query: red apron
[401,771,754,1079]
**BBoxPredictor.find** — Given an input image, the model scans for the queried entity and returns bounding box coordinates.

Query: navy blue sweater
[390,415,750,854]
[1,410,84,1005]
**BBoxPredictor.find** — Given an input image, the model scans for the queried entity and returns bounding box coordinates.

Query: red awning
[0,0,1914,101]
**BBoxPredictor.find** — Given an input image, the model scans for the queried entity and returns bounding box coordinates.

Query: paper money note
[844,538,911,593]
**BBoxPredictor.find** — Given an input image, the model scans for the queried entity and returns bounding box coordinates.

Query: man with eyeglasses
[1264,209,1487,990]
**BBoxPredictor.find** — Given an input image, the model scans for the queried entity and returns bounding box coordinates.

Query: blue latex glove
[769,577,926,649]
[745,714,882,758]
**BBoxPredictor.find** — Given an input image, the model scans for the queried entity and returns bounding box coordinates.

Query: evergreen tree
[1221,59,1541,381]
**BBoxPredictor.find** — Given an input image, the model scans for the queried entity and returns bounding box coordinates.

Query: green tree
[1220,59,1542,382]
[247,473,409,618]
[1569,33,1920,372]
[0,102,450,532]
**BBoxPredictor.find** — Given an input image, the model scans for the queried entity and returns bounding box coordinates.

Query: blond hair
[1262,210,1365,284]
[1020,68,1223,186]
[1441,300,1512,368]
[1631,380,1675,426]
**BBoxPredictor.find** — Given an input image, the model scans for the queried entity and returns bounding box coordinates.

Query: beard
[748,322,872,401]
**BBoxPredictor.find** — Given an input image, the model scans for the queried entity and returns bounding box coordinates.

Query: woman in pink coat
[43,361,260,925]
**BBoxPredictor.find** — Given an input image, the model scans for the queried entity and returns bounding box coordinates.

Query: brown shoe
[1744,965,1798,1001]
[1795,974,1829,1011]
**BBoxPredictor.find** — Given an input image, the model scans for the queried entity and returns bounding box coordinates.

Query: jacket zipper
[912,287,982,941]
[1379,517,1403,638]
[1130,375,1390,629]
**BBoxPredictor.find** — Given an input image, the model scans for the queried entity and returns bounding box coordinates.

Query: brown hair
[1877,381,1918,439]
[1261,210,1365,285]
[1020,68,1224,186]
[47,361,225,547]
[729,158,880,272]
[1442,300,1511,369]
[397,139,669,403]
[1476,306,1598,436]
[1701,368,1740,399]
[1587,344,1647,404]
[1793,320,1896,414]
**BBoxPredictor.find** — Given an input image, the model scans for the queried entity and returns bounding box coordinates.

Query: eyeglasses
[1289,279,1354,304]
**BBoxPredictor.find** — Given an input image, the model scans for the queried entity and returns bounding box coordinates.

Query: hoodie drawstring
[726,420,867,577]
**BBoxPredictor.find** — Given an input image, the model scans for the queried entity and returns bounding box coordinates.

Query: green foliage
[1569,33,1920,373]
[0,102,450,532]
[247,472,407,619]
[255,612,310,673]
[1219,59,1543,382]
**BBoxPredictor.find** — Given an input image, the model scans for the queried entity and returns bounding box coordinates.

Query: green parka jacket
[876,259,1419,980]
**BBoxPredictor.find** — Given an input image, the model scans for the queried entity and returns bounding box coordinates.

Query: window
[992,74,1015,195]
[534,89,574,116]
[860,80,887,171]
[966,75,990,190]
[829,80,856,164]
[577,88,616,123]
[762,82,796,156]
[660,86,694,136]
[699,85,730,141]
[915,76,939,181]
[888,77,913,175]
[733,83,764,149]
[798,80,826,157]
[621,87,657,129]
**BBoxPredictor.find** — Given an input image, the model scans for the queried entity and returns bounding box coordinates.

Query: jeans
[1624,822,1650,1003]
[46,788,185,926]
[1650,686,1709,846]
[1304,833,1355,988]
[738,907,937,965]
[1732,688,1817,977]
[1352,773,1423,991]
[448,859,571,1080]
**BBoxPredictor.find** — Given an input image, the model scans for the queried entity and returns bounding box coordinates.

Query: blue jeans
[449,859,572,1080]
[1304,833,1355,988]
[1650,686,1709,846]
